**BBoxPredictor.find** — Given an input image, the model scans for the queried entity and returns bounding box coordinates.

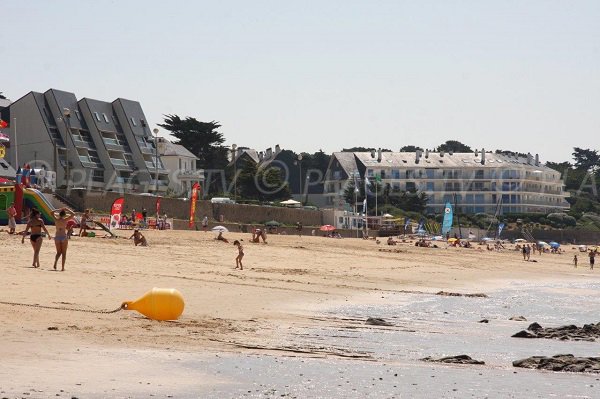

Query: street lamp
[231,144,237,202]
[297,154,303,199]
[62,108,72,189]
[153,128,159,193]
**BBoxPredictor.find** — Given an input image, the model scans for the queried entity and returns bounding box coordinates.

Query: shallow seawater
[198,281,600,398]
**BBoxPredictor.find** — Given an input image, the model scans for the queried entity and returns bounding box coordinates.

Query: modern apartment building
[1,89,169,192]
[324,149,570,215]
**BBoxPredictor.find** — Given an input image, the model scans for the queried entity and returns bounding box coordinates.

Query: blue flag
[441,202,453,235]
[497,222,505,237]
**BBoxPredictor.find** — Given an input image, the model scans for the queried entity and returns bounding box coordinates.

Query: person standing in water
[21,208,51,268]
[52,208,75,271]
[233,240,244,270]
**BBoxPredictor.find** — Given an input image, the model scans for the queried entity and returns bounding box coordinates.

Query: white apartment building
[324,149,569,215]
[157,138,204,197]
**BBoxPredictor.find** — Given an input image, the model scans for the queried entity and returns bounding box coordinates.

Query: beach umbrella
[549,241,560,249]
[280,199,301,205]
[211,226,229,233]
[319,224,335,232]
[482,237,494,242]
[264,220,280,227]
[514,239,527,243]
[537,241,548,247]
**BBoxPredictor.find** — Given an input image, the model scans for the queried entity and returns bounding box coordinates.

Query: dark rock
[513,354,600,374]
[478,319,489,323]
[512,322,600,342]
[47,326,58,331]
[528,322,542,331]
[512,330,536,338]
[436,291,488,298]
[509,316,527,321]
[366,317,393,327]
[421,355,485,365]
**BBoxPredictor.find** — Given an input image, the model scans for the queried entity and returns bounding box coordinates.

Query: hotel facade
[324,149,570,215]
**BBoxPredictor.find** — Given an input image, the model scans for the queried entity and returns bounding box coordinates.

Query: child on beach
[573,254,578,268]
[7,202,17,234]
[590,251,595,270]
[233,240,244,270]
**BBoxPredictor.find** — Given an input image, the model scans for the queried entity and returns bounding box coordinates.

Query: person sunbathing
[216,231,229,243]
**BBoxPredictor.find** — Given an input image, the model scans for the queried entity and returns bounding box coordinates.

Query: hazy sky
[2,0,598,163]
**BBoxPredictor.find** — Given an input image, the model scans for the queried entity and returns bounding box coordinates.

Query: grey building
[2,89,168,192]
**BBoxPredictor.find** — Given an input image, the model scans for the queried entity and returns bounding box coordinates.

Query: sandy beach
[2,229,599,397]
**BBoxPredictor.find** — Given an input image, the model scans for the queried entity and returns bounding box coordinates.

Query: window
[426,182,434,191]
[102,113,109,123]
[94,112,101,122]
[0,194,7,210]
[391,169,400,179]
[426,169,435,179]
[74,110,82,121]
[130,117,137,126]
[406,182,416,191]
[367,169,374,177]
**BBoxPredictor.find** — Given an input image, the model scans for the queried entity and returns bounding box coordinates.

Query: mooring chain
[0,301,124,314]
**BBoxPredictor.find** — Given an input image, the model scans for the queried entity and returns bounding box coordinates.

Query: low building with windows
[324,149,569,215]
[0,88,169,192]
[157,138,204,197]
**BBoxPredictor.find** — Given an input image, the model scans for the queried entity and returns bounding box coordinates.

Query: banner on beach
[441,202,453,236]
[497,222,505,238]
[156,197,161,217]
[189,182,200,229]
[109,197,125,231]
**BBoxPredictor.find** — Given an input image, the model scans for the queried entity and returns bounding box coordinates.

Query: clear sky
[2,0,598,163]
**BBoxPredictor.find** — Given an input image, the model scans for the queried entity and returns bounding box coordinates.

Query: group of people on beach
[16,206,75,271]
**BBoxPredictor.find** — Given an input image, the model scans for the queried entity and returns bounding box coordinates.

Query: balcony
[72,138,95,149]
[178,169,204,179]
[110,158,133,170]
[139,145,154,155]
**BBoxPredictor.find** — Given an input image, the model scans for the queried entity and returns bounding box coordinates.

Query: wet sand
[1,229,598,397]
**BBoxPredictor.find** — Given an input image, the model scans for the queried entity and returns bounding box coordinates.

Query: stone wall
[64,190,324,226]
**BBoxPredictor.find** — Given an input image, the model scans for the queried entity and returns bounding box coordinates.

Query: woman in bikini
[21,208,51,268]
[53,208,75,271]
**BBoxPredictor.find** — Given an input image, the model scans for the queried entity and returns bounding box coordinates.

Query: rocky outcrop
[366,317,393,326]
[436,291,488,298]
[512,322,600,342]
[513,354,600,373]
[509,316,527,321]
[421,355,485,365]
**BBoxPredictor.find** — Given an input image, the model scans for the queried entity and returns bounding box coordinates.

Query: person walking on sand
[52,208,75,271]
[522,244,527,261]
[21,208,51,268]
[233,240,244,270]
[589,250,595,270]
[573,254,578,268]
[525,244,531,261]
[296,222,303,237]
[7,202,17,234]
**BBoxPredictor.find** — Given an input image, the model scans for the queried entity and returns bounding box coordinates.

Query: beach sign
[441,202,453,236]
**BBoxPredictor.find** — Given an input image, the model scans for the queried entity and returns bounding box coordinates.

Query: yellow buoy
[122,288,185,321]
